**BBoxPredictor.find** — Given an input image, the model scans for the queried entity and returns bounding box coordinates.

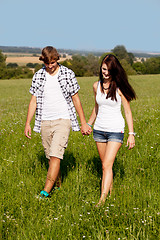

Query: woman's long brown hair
[100,54,136,101]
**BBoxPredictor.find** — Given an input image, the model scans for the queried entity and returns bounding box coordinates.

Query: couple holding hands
[25,46,136,206]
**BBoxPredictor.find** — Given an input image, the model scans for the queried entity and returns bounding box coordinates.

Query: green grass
[0,75,160,240]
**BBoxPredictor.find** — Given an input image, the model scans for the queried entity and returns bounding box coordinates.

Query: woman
[87,54,136,206]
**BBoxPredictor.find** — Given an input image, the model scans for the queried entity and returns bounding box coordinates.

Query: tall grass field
[0,75,160,240]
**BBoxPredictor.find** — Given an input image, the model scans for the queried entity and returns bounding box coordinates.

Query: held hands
[127,134,135,150]
[81,123,92,136]
[24,123,32,139]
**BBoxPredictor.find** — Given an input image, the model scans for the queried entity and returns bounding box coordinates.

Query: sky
[0,0,160,53]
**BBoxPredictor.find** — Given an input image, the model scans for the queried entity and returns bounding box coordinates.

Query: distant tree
[0,50,6,63]
[128,52,135,65]
[7,63,18,68]
[144,57,160,74]
[68,55,87,77]
[60,60,71,69]
[0,50,6,70]
[26,63,35,68]
[34,64,43,73]
[84,54,99,76]
[111,45,128,60]
[132,62,146,74]
[120,59,136,75]
[0,50,7,79]
[111,45,135,65]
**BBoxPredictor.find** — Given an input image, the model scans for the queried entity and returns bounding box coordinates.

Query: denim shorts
[93,129,124,144]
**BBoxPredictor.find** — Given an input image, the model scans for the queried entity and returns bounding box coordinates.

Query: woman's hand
[127,135,135,149]
[81,123,92,135]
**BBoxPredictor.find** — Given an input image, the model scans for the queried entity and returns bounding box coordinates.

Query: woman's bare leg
[96,141,122,205]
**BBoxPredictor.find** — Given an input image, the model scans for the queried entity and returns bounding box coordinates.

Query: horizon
[1,45,160,55]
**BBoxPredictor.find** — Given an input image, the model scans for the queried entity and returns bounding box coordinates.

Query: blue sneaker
[40,190,50,198]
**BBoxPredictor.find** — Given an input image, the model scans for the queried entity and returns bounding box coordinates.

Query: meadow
[0,75,160,240]
[4,53,72,66]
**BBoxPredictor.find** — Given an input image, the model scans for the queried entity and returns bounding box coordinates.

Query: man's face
[44,60,59,74]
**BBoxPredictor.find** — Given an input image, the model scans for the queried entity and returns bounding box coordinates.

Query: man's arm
[71,92,92,135]
[24,95,37,139]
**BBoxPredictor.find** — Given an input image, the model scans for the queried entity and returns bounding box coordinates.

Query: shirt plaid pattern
[29,64,80,133]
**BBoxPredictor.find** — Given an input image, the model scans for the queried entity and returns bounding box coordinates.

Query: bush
[7,63,18,68]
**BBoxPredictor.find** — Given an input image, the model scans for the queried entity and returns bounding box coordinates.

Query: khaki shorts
[41,119,71,160]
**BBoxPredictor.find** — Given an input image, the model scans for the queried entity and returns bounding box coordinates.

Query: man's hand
[24,124,32,139]
[24,95,37,139]
[81,123,92,136]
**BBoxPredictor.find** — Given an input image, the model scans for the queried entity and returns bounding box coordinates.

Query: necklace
[103,86,109,90]
[103,83,110,90]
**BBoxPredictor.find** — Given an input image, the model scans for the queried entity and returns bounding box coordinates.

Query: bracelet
[87,123,92,128]
[129,132,136,136]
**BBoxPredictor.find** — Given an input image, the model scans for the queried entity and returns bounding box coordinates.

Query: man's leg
[41,119,71,195]
[56,170,61,188]
[48,159,61,188]
[44,156,61,194]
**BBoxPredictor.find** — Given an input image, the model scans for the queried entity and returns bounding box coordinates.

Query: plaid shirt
[29,64,80,133]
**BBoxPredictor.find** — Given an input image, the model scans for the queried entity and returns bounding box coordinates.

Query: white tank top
[42,70,70,120]
[94,82,125,132]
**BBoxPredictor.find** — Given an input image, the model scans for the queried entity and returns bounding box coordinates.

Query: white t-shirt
[42,70,70,120]
[94,82,125,132]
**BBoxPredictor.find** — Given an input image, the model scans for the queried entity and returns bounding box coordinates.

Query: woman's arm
[88,81,99,126]
[119,89,135,149]
[72,92,92,135]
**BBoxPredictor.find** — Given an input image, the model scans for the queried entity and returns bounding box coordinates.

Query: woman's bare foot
[95,193,106,207]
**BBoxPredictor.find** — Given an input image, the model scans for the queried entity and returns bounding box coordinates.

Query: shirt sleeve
[29,73,38,96]
[69,70,80,96]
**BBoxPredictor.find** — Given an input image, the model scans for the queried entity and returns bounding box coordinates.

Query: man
[24,46,91,197]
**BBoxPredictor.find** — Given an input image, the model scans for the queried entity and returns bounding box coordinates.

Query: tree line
[0,50,43,79]
[1,45,160,79]
[60,45,160,76]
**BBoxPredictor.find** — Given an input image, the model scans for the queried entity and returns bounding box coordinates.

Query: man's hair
[39,46,60,63]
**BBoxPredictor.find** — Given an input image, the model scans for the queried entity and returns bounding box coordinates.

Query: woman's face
[101,63,110,80]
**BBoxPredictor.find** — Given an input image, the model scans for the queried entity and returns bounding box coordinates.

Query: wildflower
[54,218,58,220]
